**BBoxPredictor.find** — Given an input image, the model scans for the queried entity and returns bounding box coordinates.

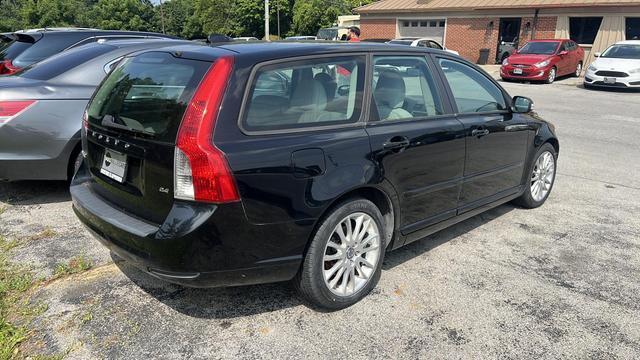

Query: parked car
[72,42,559,310]
[387,37,459,55]
[234,37,259,42]
[285,36,318,41]
[584,40,640,89]
[0,39,190,181]
[500,39,584,84]
[317,26,349,41]
[0,29,178,75]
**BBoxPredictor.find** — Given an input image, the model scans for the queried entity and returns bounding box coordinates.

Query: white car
[584,40,640,89]
[387,37,459,55]
[234,37,259,42]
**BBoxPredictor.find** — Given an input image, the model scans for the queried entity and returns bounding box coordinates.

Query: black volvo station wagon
[71,42,559,309]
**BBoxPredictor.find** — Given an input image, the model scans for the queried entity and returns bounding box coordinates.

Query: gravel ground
[1,81,639,359]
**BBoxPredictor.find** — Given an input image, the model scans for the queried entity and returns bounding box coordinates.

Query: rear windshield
[87,51,211,142]
[0,40,32,62]
[388,40,413,46]
[11,34,86,68]
[518,42,560,55]
[17,44,116,81]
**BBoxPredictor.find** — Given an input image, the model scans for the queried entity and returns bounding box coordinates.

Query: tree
[0,0,23,32]
[87,0,157,31]
[20,0,90,29]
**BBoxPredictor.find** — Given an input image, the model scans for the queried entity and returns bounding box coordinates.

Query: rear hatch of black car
[0,33,39,74]
[84,49,234,224]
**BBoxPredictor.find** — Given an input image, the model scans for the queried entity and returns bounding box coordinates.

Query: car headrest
[374,71,406,109]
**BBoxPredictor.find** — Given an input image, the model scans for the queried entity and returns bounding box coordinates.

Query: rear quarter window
[87,51,211,142]
[242,56,366,133]
[11,33,86,68]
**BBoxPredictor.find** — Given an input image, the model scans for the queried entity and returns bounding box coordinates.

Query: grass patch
[0,235,36,359]
[54,256,93,278]
[27,228,58,242]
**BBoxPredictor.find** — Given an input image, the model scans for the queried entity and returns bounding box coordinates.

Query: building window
[403,21,410,27]
[411,21,418,27]
[569,17,603,44]
[439,21,446,27]
[627,18,640,40]
[428,21,436,27]
[420,21,428,27]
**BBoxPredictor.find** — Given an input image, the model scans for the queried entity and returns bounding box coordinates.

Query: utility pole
[265,0,270,41]
[277,0,281,40]
[159,0,166,34]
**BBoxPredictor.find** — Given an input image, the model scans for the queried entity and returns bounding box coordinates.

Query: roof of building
[356,0,640,13]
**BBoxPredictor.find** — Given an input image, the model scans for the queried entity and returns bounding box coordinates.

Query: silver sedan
[0,38,190,181]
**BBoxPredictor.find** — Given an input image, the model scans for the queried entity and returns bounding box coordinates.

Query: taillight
[0,60,21,75]
[0,100,36,125]
[174,56,239,203]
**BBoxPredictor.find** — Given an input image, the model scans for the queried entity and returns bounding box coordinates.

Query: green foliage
[53,256,93,277]
[0,0,364,39]
[88,0,157,31]
[0,235,34,359]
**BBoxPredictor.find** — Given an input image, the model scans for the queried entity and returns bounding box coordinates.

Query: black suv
[0,29,178,75]
[72,42,559,309]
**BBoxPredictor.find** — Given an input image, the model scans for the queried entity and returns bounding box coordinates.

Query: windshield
[601,44,640,59]
[87,51,210,141]
[518,42,560,55]
[388,40,413,46]
[317,28,338,40]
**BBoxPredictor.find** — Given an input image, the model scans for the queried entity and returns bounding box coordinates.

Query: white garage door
[398,19,446,43]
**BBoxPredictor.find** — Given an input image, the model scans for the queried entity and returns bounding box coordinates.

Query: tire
[294,198,386,310]
[545,67,557,84]
[574,62,583,77]
[513,143,557,209]
[68,146,83,181]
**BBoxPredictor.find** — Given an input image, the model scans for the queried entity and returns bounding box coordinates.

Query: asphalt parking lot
[1,80,639,359]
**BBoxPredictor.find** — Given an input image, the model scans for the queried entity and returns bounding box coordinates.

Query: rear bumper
[71,163,310,288]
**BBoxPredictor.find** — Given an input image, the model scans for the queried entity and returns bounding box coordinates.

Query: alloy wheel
[322,212,381,296]
[548,68,556,83]
[530,151,555,202]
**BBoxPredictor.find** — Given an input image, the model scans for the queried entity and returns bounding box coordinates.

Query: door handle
[471,128,490,137]
[382,136,410,150]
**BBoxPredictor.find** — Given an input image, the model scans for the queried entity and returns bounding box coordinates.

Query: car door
[365,54,466,234]
[557,41,572,75]
[434,56,531,212]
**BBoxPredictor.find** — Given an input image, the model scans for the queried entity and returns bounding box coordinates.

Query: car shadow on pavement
[0,181,70,205]
[383,204,516,270]
[114,204,516,318]
[114,256,306,318]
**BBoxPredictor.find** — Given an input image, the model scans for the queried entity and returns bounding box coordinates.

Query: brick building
[356,0,640,66]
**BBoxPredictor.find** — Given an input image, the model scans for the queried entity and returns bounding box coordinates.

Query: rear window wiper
[101,114,148,135]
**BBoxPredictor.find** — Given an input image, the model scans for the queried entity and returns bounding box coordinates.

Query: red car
[501,39,584,84]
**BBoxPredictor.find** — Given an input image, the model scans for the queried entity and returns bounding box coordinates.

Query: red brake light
[0,100,36,124]
[0,60,21,75]
[174,56,239,203]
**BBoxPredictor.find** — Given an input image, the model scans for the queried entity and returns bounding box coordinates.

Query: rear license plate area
[100,149,128,183]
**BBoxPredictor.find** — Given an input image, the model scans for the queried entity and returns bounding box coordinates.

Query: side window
[371,56,443,121]
[438,58,507,114]
[243,56,365,132]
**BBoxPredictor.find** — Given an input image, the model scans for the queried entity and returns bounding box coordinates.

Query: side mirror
[512,96,533,113]
[594,52,601,58]
[559,50,569,56]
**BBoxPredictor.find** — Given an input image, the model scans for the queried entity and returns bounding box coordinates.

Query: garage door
[398,19,446,43]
